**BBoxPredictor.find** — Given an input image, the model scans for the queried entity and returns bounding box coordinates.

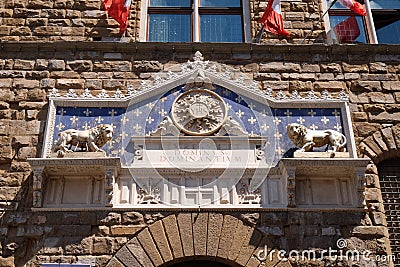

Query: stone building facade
[0,0,399,267]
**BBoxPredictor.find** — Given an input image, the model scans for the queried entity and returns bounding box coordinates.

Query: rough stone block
[56,79,85,89]
[137,228,164,266]
[262,81,289,91]
[351,81,381,92]
[126,237,154,267]
[148,220,173,262]
[392,124,400,148]
[177,213,194,257]
[368,111,400,123]
[121,212,144,225]
[355,123,381,137]
[64,237,92,255]
[162,215,183,259]
[300,63,320,73]
[368,92,395,104]
[352,226,388,237]
[228,220,253,261]
[235,229,263,266]
[106,257,124,267]
[93,237,113,255]
[364,136,383,158]
[365,188,382,202]
[34,26,61,36]
[115,246,141,267]
[351,112,367,122]
[207,213,223,257]
[94,61,131,72]
[260,62,301,73]
[110,225,144,236]
[13,59,35,70]
[67,60,93,72]
[372,131,388,152]
[132,61,162,73]
[369,62,387,73]
[191,212,207,256]
[99,212,121,225]
[314,81,345,91]
[13,78,40,89]
[217,215,239,259]
[343,63,369,73]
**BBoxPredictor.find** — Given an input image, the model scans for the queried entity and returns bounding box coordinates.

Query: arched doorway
[378,158,400,266]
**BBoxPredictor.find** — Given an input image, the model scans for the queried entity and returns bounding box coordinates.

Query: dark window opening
[372,10,400,44]
[378,158,400,266]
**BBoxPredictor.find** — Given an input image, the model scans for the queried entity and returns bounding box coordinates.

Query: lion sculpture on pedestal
[287,123,347,152]
[53,124,114,157]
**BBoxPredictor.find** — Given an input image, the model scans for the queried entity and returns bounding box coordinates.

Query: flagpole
[256,25,266,44]
[301,0,338,44]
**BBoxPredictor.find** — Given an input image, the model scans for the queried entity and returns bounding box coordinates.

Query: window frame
[326,10,370,44]
[140,0,251,43]
[324,0,378,44]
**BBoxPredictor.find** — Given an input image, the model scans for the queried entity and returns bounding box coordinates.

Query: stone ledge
[1,42,400,58]
[352,226,389,237]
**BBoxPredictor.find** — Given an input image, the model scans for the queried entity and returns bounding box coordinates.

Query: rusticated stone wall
[0,0,323,43]
[0,42,399,266]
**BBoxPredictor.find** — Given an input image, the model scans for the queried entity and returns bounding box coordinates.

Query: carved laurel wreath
[171,89,227,136]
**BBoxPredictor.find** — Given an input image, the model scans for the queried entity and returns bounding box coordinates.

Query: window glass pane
[374,16,400,43]
[200,0,241,7]
[329,16,367,44]
[149,14,191,42]
[200,14,242,42]
[370,0,400,9]
[150,0,191,7]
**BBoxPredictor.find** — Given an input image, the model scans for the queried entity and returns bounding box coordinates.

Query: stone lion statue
[53,124,114,157]
[287,123,347,152]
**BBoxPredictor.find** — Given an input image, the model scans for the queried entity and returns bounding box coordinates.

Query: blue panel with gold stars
[53,107,125,158]
[52,85,345,166]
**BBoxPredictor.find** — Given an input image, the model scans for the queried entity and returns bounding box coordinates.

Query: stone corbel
[355,167,367,208]
[32,166,46,208]
[104,166,117,207]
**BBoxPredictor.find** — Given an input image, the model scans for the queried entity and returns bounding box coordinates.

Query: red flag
[260,0,290,37]
[102,0,132,33]
[337,0,366,16]
[333,16,360,43]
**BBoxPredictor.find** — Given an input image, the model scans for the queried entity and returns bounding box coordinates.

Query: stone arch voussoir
[358,123,400,165]
[106,213,292,267]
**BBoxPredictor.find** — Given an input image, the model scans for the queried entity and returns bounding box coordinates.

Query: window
[326,0,400,44]
[142,0,249,42]
[369,0,400,44]
[378,158,400,266]
[327,1,368,44]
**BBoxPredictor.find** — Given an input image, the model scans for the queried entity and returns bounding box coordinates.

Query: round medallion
[171,89,227,135]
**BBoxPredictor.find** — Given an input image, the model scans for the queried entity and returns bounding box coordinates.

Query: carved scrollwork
[238,180,261,204]
[215,116,249,136]
[134,145,143,161]
[32,167,45,208]
[104,168,115,207]
[149,116,181,136]
[137,182,160,204]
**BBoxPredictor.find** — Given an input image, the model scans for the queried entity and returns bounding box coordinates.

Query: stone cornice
[1,42,400,58]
